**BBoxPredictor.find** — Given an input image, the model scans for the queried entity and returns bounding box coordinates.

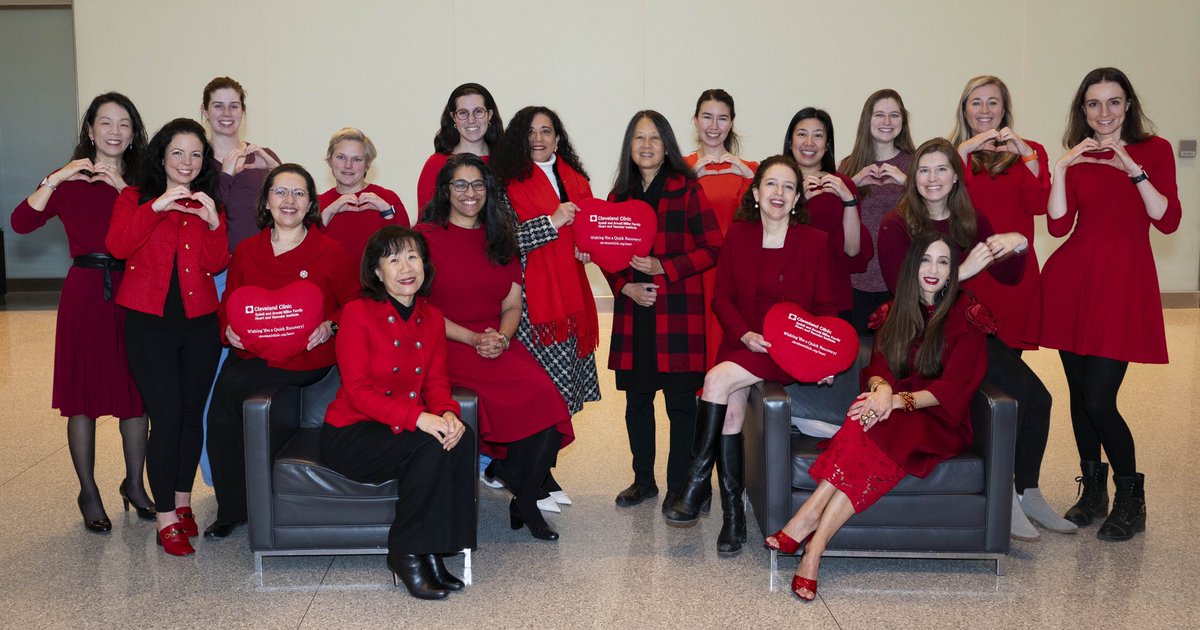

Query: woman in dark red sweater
[106,118,229,556]
[318,127,409,262]
[204,164,358,540]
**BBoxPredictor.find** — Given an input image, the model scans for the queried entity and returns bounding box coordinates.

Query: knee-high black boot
[715,433,746,556]
[1064,461,1109,526]
[663,401,725,526]
[508,428,560,541]
[1097,473,1146,541]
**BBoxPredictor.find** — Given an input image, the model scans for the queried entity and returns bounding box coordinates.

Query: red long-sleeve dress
[805,173,872,313]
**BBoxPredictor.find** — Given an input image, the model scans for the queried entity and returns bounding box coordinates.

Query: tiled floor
[1,294,1197,628]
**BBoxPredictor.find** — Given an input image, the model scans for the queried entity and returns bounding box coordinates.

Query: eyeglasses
[269,187,308,199]
[453,107,488,121]
[448,179,486,193]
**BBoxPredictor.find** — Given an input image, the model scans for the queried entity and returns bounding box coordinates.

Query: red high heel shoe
[764,529,814,554]
[176,506,198,538]
[791,575,818,602]
[156,523,195,556]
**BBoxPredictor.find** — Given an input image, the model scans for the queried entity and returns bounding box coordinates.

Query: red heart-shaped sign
[762,302,858,382]
[573,198,656,273]
[226,280,325,363]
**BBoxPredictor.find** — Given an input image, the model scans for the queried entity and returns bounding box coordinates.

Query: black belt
[73,253,125,301]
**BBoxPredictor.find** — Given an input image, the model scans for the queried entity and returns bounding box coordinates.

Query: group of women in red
[12,66,1178,601]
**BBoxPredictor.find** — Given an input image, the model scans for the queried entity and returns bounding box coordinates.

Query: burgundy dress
[805,173,872,313]
[417,222,572,458]
[10,181,144,418]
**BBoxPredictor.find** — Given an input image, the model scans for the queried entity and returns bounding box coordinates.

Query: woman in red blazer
[105,118,229,556]
[604,110,722,511]
[320,226,475,601]
[766,231,991,601]
[663,156,838,558]
[204,164,358,540]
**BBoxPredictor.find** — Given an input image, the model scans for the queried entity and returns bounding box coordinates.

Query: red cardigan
[106,186,229,317]
[219,228,359,371]
[318,183,410,264]
[323,297,460,433]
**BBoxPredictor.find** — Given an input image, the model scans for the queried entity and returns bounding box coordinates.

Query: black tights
[1059,350,1134,476]
[68,415,152,520]
[506,427,562,530]
[984,338,1053,492]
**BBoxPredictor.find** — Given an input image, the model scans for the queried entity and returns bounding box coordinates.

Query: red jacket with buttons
[323,297,460,433]
[105,186,229,317]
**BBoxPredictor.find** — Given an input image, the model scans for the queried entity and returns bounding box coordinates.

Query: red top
[962,140,1050,350]
[219,227,359,371]
[323,297,460,433]
[1038,135,1180,364]
[416,153,490,211]
[683,153,757,234]
[105,187,229,318]
[11,180,119,255]
[318,183,410,264]
[805,173,872,312]
[876,210,1024,295]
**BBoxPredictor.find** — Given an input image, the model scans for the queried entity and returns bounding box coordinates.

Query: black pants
[207,353,330,523]
[624,390,696,491]
[851,289,891,337]
[1059,350,1134,476]
[320,422,477,556]
[125,312,220,513]
[985,337,1053,492]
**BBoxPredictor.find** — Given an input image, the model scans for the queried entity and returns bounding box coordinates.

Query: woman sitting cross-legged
[764,230,991,601]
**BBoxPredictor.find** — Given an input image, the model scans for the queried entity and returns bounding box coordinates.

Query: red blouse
[318,183,410,264]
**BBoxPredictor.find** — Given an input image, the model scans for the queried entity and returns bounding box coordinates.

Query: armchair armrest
[245,384,303,552]
[970,381,1017,554]
[744,380,795,536]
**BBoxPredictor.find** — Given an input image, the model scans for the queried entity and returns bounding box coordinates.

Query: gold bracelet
[869,379,887,393]
[898,391,916,412]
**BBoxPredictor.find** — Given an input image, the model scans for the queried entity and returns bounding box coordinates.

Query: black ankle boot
[715,433,746,557]
[1097,473,1146,541]
[388,553,449,600]
[1064,461,1109,526]
[420,554,465,591]
[663,401,725,526]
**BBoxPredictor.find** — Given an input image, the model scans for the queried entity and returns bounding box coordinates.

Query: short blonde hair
[325,127,377,168]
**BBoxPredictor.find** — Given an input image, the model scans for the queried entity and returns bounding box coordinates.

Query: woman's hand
[621,282,659,307]
[550,201,579,229]
[850,164,878,187]
[306,320,335,351]
[52,158,97,187]
[221,146,248,175]
[958,129,1001,158]
[848,384,896,431]
[574,246,591,265]
[190,192,222,230]
[985,232,1028,259]
[243,144,279,170]
[721,153,755,178]
[741,331,772,353]
[692,154,718,177]
[152,185,197,213]
[1092,138,1140,174]
[629,255,664,276]
[416,411,466,450]
[878,162,906,186]
[993,127,1034,158]
[1055,138,1103,171]
[225,325,246,350]
[474,327,508,359]
[356,192,389,212]
[959,242,995,281]
[89,161,128,192]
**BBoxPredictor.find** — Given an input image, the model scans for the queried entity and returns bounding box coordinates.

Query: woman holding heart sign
[106,118,229,556]
[765,231,990,601]
[318,127,409,262]
[1039,67,1180,542]
[663,155,838,557]
[11,92,153,533]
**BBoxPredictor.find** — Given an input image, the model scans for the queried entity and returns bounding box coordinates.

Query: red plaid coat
[604,174,722,373]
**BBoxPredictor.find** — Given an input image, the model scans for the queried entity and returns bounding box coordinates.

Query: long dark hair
[138,118,220,206]
[254,164,322,229]
[734,155,808,225]
[72,92,148,179]
[839,89,915,194]
[491,105,589,182]
[1063,67,1154,148]
[421,153,517,266]
[693,88,741,154]
[875,231,962,379]
[611,110,693,199]
[360,226,435,301]
[895,138,977,250]
[782,107,837,174]
[432,83,504,154]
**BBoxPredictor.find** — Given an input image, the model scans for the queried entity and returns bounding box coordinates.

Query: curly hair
[138,118,220,207]
[491,105,589,183]
[734,155,808,225]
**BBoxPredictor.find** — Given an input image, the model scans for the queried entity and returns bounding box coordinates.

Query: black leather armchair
[243,367,478,582]
[743,344,1016,581]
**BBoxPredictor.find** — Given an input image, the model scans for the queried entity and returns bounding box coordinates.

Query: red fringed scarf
[503,158,599,357]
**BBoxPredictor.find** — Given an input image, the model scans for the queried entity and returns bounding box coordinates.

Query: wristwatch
[39,177,57,190]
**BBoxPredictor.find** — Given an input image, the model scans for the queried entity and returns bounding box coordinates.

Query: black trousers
[207,353,330,523]
[320,421,477,556]
[624,390,696,491]
[125,312,220,513]
[1059,350,1134,476]
[985,337,1053,492]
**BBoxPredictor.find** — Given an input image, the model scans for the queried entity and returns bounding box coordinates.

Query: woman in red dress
[663,156,838,557]
[318,127,409,262]
[604,111,722,511]
[204,164,359,540]
[683,89,757,369]
[838,89,915,334]
[783,107,871,321]
[950,75,1075,539]
[10,92,153,531]
[321,227,475,600]
[415,83,503,209]
[417,154,573,541]
[765,231,990,601]
[1041,67,1180,541]
[106,118,229,555]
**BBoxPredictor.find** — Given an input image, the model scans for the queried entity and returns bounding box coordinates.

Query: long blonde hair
[949,75,1017,177]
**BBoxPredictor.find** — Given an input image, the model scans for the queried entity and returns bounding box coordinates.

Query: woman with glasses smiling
[415,83,504,209]
[204,164,359,541]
